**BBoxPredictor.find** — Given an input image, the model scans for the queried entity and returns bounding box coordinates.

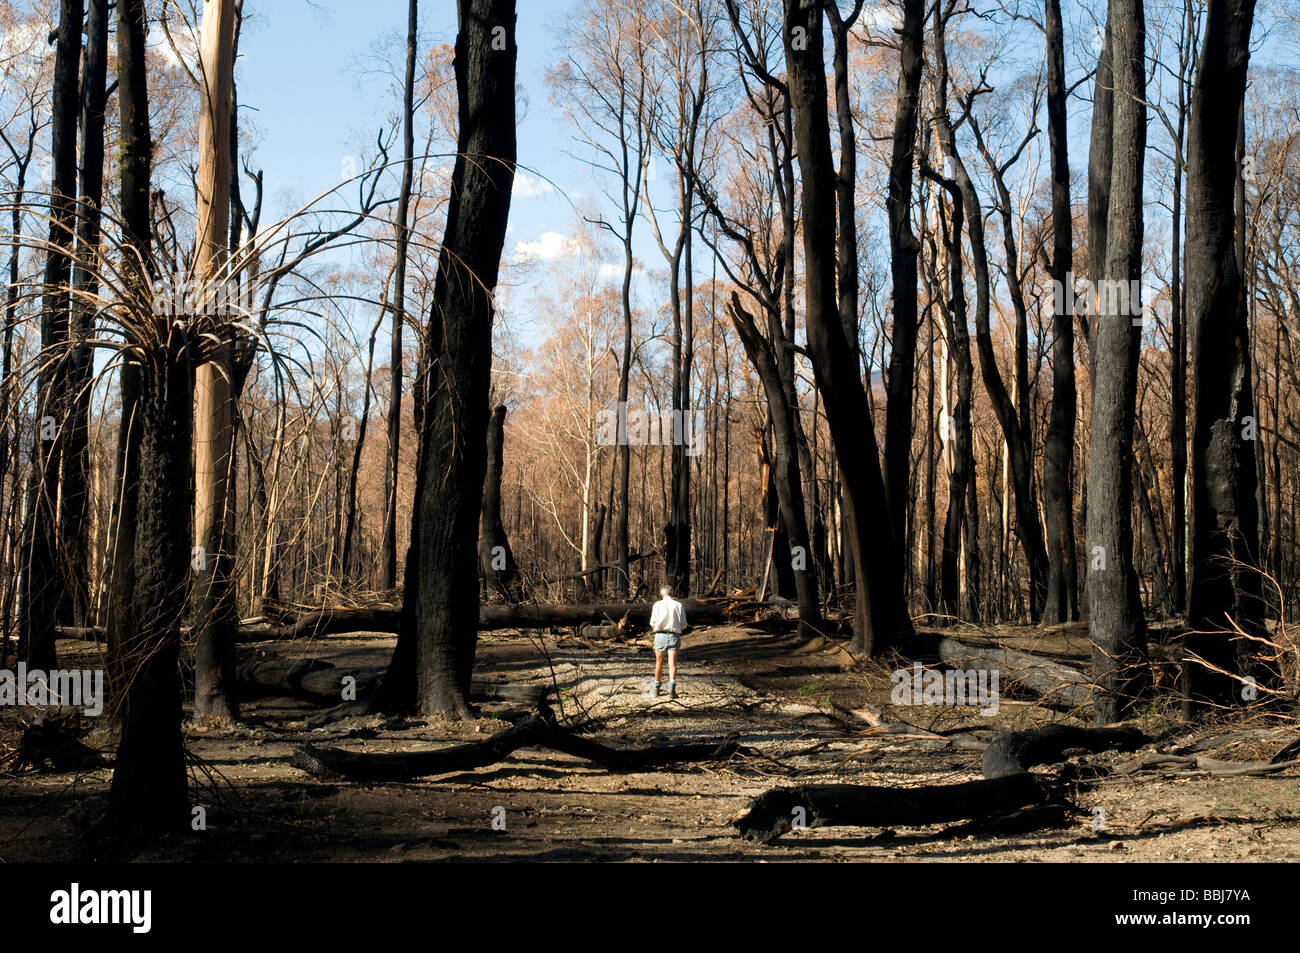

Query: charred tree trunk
[18,0,82,670]
[104,0,153,720]
[60,0,109,632]
[731,294,821,634]
[1087,0,1150,724]
[757,423,797,600]
[377,0,517,717]
[479,404,518,596]
[925,155,975,622]
[1043,0,1079,623]
[783,0,911,655]
[1184,0,1263,716]
[880,0,924,561]
[107,349,193,835]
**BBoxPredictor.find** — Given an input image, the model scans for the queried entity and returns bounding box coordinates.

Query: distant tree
[381,0,418,591]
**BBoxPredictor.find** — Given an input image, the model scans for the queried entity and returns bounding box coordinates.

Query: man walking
[649,586,687,699]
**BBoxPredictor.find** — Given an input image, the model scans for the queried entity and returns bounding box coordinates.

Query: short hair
[659,586,672,598]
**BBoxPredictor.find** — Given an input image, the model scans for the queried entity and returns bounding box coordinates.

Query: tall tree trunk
[18,0,83,670]
[104,0,153,719]
[106,0,193,834]
[381,0,418,592]
[1170,0,1193,614]
[880,0,924,562]
[927,189,975,620]
[1085,15,1113,375]
[1184,0,1263,716]
[783,0,912,654]
[1043,0,1078,623]
[1087,0,1150,724]
[191,0,239,723]
[378,0,517,717]
[60,0,109,632]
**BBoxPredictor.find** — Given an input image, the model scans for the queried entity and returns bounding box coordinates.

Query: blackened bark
[104,0,153,718]
[107,350,193,835]
[1184,0,1263,716]
[758,424,797,600]
[1043,0,1079,623]
[1085,13,1113,371]
[731,294,821,634]
[963,111,1051,622]
[1170,0,1193,614]
[925,186,975,620]
[1087,0,1150,724]
[881,0,924,560]
[479,404,517,596]
[60,0,109,631]
[18,0,82,670]
[378,0,517,717]
[783,0,911,654]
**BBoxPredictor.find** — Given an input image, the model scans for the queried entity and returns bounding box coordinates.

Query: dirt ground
[2,622,1299,862]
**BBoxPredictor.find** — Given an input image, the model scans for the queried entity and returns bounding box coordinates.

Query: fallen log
[476,599,737,630]
[238,605,403,641]
[981,724,1147,779]
[1116,751,1300,778]
[937,636,1093,708]
[235,598,754,642]
[291,716,748,781]
[731,773,1054,844]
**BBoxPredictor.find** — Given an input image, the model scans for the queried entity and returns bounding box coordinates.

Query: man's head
[659,586,672,600]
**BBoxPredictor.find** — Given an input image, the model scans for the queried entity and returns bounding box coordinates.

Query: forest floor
[2,620,1299,862]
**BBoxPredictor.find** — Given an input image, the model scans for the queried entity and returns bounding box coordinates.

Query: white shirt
[650,596,687,634]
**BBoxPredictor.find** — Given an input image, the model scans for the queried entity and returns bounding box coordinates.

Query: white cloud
[598,262,646,281]
[514,172,557,199]
[860,3,903,35]
[512,231,578,262]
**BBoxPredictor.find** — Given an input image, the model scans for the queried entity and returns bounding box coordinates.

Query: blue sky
[236,0,589,282]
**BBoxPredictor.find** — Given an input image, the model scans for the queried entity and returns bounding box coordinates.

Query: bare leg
[654,649,665,683]
[668,649,677,683]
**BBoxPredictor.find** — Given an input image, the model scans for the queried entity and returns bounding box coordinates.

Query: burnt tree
[1183,0,1263,715]
[783,0,912,654]
[378,0,517,717]
[1087,0,1150,724]
[480,404,518,596]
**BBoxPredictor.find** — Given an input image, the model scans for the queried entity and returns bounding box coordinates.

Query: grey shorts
[653,633,681,652]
